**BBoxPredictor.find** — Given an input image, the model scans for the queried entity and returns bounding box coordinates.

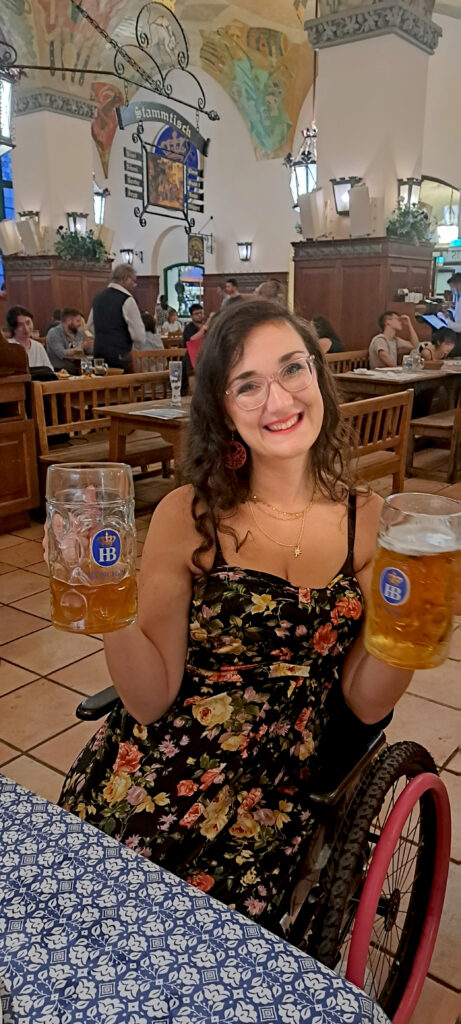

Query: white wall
[315,34,430,233]
[422,14,461,189]
[12,112,94,232]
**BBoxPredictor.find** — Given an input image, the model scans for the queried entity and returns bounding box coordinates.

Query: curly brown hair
[182,299,352,571]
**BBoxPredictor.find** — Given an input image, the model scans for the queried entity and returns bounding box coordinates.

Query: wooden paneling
[134,275,160,315]
[3,256,112,334]
[340,263,384,351]
[0,374,39,530]
[294,266,336,323]
[293,239,433,351]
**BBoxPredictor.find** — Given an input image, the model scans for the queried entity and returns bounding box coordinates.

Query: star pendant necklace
[248,488,316,558]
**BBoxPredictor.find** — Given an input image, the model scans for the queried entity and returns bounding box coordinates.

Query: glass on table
[169,360,182,408]
[93,358,107,376]
[46,463,137,635]
[80,356,94,377]
[365,492,461,670]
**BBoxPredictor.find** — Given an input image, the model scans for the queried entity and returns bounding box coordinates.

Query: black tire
[306,741,438,1019]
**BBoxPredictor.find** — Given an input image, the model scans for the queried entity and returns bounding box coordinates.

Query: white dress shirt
[87,283,146,347]
[450,290,461,333]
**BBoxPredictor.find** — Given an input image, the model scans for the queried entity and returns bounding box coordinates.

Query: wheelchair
[76,687,451,1024]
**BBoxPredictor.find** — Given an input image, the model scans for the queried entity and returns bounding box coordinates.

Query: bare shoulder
[145,485,196,542]
[142,485,212,573]
[354,490,383,573]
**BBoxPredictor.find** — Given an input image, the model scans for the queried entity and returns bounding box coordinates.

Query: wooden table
[334,367,461,406]
[95,396,191,469]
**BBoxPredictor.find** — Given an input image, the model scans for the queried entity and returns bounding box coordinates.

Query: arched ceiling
[0,0,455,175]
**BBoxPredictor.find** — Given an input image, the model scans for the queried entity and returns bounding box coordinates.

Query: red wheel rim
[345,773,451,1024]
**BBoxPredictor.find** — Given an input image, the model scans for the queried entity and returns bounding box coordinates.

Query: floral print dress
[60,495,363,931]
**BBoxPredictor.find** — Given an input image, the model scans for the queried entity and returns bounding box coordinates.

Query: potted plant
[386,201,434,245]
[54,226,108,264]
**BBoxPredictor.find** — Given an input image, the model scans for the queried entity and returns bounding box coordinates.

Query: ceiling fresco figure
[200,20,312,161]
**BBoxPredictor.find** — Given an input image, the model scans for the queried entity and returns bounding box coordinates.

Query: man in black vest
[87,264,145,371]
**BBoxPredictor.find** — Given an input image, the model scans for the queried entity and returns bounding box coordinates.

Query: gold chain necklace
[250,493,315,520]
[248,489,315,558]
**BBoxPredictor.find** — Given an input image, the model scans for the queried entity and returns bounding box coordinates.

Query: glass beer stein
[365,493,461,670]
[46,463,137,634]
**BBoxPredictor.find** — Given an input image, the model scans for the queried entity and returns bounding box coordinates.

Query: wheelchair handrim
[345,773,451,1024]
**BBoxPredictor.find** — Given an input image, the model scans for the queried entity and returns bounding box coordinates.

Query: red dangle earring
[224,431,247,469]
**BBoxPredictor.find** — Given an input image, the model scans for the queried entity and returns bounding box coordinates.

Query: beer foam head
[381,521,458,556]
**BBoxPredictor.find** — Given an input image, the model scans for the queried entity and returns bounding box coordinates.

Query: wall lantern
[330,177,362,216]
[398,178,421,207]
[18,211,40,223]
[67,212,88,235]
[237,241,252,262]
[120,248,143,265]
[93,182,110,226]
[0,72,14,157]
[284,126,318,211]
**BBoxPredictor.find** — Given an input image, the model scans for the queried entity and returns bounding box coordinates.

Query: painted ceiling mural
[0,0,457,176]
[200,21,312,160]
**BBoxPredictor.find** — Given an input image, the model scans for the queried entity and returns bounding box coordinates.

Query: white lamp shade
[0,219,23,255]
[237,242,252,261]
[0,75,13,157]
[67,212,88,235]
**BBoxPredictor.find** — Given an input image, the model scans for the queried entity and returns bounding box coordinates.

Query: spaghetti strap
[343,491,357,575]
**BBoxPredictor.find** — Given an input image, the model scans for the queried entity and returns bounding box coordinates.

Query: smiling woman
[58,298,415,937]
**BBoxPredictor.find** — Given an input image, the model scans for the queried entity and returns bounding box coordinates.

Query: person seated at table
[6,305,53,371]
[312,315,345,355]
[44,308,62,336]
[132,312,163,350]
[183,303,205,344]
[161,307,182,337]
[369,311,419,369]
[46,307,92,374]
[418,327,456,362]
[58,299,413,933]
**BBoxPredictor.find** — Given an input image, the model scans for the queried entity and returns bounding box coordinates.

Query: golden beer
[50,573,137,634]
[46,463,137,635]
[365,543,457,670]
[365,492,461,671]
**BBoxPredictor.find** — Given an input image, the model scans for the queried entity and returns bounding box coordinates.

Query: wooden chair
[340,390,413,492]
[326,350,369,373]
[131,348,186,373]
[406,403,461,483]
[31,371,174,499]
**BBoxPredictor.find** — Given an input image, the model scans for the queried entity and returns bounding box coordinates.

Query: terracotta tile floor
[0,474,459,1023]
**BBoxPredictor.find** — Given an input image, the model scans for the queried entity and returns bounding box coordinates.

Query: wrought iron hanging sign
[119,105,207,231]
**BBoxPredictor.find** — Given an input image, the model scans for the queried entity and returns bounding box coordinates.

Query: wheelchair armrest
[306,730,386,814]
[76,685,119,721]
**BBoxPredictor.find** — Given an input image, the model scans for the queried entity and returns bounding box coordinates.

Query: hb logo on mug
[91,529,121,566]
[379,567,410,606]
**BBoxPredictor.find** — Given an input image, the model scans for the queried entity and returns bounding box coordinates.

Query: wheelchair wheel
[307,742,451,1023]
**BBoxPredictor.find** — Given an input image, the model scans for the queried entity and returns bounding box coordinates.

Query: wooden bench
[31,372,174,489]
[406,405,461,483]
[326,349,369,373]
[131,348,186,373]
[340,390,413,492]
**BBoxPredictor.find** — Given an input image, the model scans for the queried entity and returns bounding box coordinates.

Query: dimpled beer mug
[46,463,137,634]
[365,493,461,670]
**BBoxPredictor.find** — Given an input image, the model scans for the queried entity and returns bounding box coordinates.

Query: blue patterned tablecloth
[0,778,390,1024]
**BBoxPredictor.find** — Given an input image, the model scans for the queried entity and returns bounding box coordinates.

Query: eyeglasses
[225,355,315,410]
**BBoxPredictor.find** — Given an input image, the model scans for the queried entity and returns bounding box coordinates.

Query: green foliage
[54,227,108,264]
[386,201,434,245]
